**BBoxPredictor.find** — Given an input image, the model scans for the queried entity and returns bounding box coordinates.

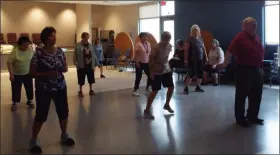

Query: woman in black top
[169,39,185,69]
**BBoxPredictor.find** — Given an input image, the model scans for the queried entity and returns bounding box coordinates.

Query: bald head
[242,17,257,35]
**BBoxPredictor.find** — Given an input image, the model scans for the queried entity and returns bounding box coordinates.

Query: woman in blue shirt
[93,38,106,78]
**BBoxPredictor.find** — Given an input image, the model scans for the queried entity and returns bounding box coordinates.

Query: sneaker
[163,104,174,113]
[89,90,96,96]
[29,139,42,154]
[78,91,84,97]
[27,100,35,109]
[213,83,219,86]
[143,110,155,120]
[184,86,189,94]
[195,86,204,92]
[11,103,17,111]
[132,91,140,97]
[100,75,106,78]
[61,133,75,146]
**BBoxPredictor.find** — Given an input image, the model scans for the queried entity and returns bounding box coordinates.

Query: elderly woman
[7,36,34,111]
[169,39,185,69]
[93,38,106,78]
[183,24,208,94]
[203,39,224,86]
[73,32,99,97]
[29,27,74,154]
[132,32,152,96]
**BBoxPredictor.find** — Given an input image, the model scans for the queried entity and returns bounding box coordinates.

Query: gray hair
[212,39,220,47]
[190,24,201,36]
[161,31,171,41]
[242,17,256,24]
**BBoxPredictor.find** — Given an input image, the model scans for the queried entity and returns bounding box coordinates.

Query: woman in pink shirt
[132,32,152,96]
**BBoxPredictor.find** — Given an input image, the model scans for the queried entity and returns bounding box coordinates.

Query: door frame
[160,16,175,59]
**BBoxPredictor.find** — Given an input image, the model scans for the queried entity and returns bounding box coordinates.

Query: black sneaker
[61,133,75,146]
[236,120,250,127]
[248,118,264,125]
[27,100,35,109]
[29,139,42,154]
[143,109,155,120]
[213,83,219,86]
[100,75,106,78]
[11,103,17,111]
[195,86,204,92]
[184,86,189,94]
[163,104,174,113]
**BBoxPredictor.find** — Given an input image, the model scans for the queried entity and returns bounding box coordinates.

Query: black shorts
[35,88,69,122]
[188,60,204,79]
[77,67,95,85]
[151,72,174,91]
[204,64,219,74]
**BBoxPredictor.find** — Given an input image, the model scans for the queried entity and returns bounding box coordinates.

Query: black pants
[235,65,263,122]
[35,88,68,122]
[77,66,95,86]
[134,63,151,90]
[11,74,34,103]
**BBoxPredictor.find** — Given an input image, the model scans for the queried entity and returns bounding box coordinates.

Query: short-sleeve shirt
[8,46,33,75]
[228,31,264,67]
[134,41,151,63]
[208,47,224,65]
[186,36,204,61]
[149,42,172,75]
[31,47,67,92]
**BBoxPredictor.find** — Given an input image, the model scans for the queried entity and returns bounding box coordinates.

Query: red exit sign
[160,1,166,6]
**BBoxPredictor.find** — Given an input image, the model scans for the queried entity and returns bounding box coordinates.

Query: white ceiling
[41,1,152,6]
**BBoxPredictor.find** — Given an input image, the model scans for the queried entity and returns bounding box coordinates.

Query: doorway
[161,16,175,59]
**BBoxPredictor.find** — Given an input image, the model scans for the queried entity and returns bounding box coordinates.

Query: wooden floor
[1,68,279,154]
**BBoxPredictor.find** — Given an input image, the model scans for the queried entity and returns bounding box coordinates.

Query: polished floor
[1,69,279,154]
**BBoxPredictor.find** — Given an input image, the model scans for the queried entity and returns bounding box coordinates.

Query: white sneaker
[132,91,140,97]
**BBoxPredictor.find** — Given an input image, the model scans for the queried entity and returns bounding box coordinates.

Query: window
[139,4,159,19]
[160,1,175,16]
[265,2,279,44]
[139,18,160,42]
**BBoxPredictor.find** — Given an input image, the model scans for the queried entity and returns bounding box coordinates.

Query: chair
[20,33,30,39]
[7,33,17,44]
[0,33,6,44]
[217,69,226,84]
[32,33,41,46]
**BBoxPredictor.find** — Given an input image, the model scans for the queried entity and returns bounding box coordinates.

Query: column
[76,4,92,43]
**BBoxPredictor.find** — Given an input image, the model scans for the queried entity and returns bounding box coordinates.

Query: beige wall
[1,1,76,46]
[1,1,152,46]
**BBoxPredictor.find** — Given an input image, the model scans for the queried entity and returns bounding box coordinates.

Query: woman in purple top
[28,27,74,154]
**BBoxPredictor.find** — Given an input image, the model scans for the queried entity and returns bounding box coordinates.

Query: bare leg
[59,119,68,134]
[203,71,208,82]
[31,121,43,140]
[212,73,218,84]
[196,78,202,86]
[184,77,192,94]
[100,66,104,76]
[165,86,174,106]
[89,84,93,91]
[145,91,158,111]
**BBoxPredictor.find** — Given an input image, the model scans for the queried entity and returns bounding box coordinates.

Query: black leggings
[134,63,151,90]
[11,74,34,103]
[34,88,68,123]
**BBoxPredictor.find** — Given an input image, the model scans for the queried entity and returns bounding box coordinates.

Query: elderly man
[220,17,264,127]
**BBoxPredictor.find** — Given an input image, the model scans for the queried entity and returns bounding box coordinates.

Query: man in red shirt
[220,17,265,127]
